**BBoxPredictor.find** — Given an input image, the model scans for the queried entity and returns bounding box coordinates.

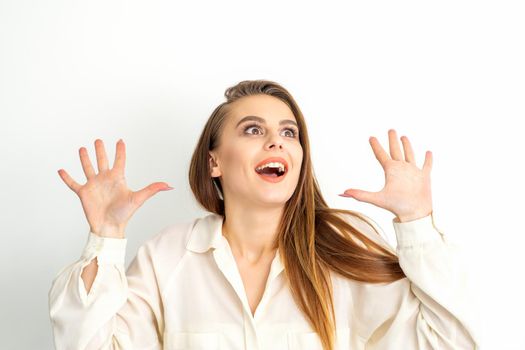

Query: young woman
[49,80,478,349]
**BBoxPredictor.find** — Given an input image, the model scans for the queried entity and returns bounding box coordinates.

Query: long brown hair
[188,80,405,350]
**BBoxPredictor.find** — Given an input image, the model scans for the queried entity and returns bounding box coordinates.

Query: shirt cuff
[81,232,127,264]
[392,213,444,248]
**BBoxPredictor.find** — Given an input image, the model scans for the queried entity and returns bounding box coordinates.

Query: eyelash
[243,122,299,138]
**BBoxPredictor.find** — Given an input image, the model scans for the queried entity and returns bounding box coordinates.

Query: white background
[1,0,524,349]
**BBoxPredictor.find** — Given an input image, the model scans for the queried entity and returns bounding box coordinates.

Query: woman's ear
[209,152,222,177]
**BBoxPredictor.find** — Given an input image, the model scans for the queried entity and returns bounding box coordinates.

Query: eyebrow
[235,115,298,128]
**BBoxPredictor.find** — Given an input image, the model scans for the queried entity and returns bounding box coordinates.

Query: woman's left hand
[339,129,433,223]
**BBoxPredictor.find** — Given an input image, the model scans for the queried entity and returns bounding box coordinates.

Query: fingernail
[338,193,349,197]
[161,186,174,191]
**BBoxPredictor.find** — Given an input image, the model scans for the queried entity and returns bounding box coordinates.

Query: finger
[58,169,81,194]
[132,182,173,207]
[388,129,403,161]
[79,147,96,179]
[423,151,433,172]
[339,188,381,207]
[94,139,109,172]
[113,139,126,173]
[400,136,416,163]
[369,136,390,169]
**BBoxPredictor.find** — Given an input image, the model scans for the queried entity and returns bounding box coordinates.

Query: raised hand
[57,139,173,238]
[339,129,433,223]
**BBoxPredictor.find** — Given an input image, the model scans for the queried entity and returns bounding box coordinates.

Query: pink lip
[254,156,289,183]
[254,157,289,172]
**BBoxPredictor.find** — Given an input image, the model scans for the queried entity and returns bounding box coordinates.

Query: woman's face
[209,94,304,208]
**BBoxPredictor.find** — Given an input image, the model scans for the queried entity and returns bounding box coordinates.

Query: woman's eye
[245,125,262,135]
[284,128,298,137]
[243,124,298,138]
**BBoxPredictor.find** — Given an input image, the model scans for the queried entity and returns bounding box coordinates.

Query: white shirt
[48,212,479,349]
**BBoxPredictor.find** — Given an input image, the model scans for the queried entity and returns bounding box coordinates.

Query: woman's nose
[264,133,284,150]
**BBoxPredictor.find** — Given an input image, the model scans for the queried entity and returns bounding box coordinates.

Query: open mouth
[254,158,289,182]
[255,165,287,177]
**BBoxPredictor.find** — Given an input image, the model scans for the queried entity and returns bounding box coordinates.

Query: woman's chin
[253,192,294,206]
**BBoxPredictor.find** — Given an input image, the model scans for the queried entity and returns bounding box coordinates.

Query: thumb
[339,189,379,205]
[133,182,173,207]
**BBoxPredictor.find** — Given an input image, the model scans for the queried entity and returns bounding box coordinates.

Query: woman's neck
[221,206,282,264]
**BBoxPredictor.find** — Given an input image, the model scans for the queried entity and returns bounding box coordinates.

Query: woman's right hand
[58,139,173,238]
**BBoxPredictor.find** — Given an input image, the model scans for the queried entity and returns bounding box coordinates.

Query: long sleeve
[48,232,164,349]
[356,213,480,349]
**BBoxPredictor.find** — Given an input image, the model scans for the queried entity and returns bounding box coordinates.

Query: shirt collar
[185,214,285,278]
[186,213,225,253]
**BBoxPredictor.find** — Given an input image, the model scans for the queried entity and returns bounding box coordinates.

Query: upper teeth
[256,162,286,172]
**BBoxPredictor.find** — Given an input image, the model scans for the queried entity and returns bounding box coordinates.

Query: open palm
[339,129,433,222]
[57,139,173,238]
